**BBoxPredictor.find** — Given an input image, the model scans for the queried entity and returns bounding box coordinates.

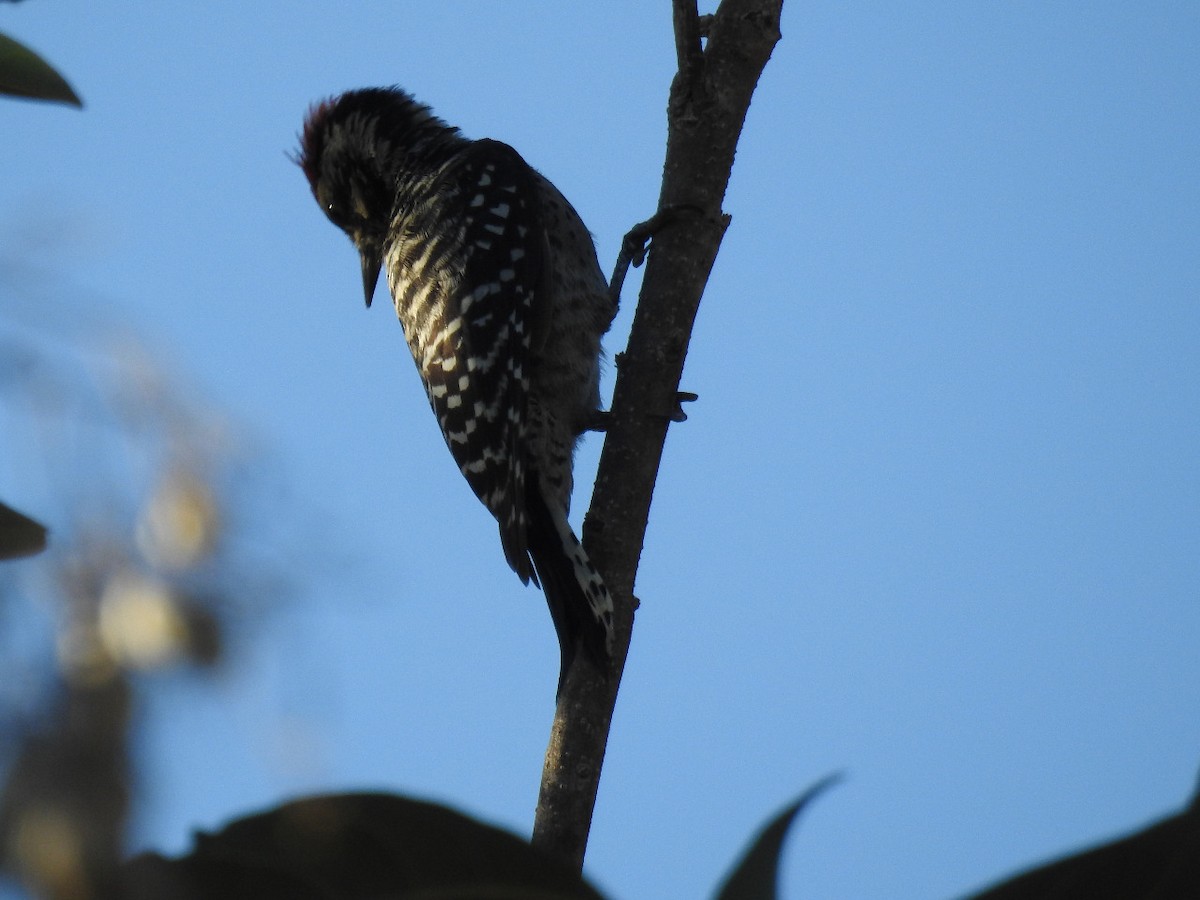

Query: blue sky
[2,2,1198,898]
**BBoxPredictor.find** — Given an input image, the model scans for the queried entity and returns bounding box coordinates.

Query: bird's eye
[323,200,355,231]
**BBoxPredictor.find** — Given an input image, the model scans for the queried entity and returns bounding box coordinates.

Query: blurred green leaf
[714,774,842,900]
[121,792,608,899]
[0,31,82,106]
[0,501,48,559]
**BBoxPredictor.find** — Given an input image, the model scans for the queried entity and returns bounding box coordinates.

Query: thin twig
[672,0,704,81]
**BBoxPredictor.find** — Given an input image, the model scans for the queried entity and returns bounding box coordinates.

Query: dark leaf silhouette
[121,792,607,899]
[0,501,47,560]
[0,31,81,106]
[714,774,842,900]
[964,783,1200,900]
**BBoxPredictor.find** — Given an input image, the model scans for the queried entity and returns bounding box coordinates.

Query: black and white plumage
[297,87,615,687]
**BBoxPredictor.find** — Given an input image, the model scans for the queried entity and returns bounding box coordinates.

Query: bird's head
[297,86,461,307]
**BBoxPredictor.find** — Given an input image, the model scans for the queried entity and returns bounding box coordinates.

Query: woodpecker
[298,87,615,689]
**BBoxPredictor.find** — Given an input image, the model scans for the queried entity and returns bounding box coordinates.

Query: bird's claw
[608,205,703,309]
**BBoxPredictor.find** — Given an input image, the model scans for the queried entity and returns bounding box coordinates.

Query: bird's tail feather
[524,480,614,695]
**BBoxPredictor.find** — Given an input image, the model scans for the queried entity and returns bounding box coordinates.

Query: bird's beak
[360,246,382,308]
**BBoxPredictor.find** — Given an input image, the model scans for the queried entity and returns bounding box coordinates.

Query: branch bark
[531,0,783,870]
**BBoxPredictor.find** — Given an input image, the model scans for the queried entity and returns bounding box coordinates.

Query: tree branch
[531,0,783,870]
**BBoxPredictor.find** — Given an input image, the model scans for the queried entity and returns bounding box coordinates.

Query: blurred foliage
[127,776,1196,900]
[116,783,842,900]
[41,741,1196,900]
[0,32,81,107]
[0,270,290,897]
